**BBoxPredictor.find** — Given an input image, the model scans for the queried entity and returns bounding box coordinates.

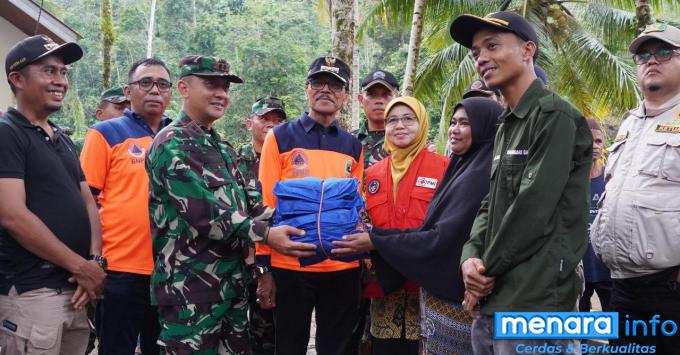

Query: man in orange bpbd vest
[256,56,364,355]
[80,58,173,355]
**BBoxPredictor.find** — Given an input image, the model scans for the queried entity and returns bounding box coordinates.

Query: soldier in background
[237,96,287,355]
[95,86,130,121]
[349,70,398,354]
[352,70,399,169]
[146,55,314,354]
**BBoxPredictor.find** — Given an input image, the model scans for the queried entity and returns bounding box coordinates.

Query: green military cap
[178,55,243,83]
[99,86,128,104]
[251,96,287,120]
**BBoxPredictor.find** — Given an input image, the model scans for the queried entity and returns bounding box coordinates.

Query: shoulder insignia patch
[368,179,380,194]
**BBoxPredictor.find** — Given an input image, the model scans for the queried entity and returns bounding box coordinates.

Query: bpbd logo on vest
[494,312,677,353]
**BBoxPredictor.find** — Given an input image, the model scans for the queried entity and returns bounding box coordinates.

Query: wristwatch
[89,254,108,271]
[252,265,269,279]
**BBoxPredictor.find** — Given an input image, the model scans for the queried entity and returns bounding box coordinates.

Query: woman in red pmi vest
[362,96,448,354]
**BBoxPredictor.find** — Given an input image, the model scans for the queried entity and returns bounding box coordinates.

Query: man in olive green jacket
[450,11,592,354]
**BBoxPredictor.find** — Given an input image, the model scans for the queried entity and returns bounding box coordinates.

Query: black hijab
[370,97,503,303]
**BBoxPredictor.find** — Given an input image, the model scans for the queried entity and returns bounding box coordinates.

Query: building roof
[0,0,81,43]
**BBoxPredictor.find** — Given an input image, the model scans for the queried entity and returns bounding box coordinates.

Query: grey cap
[629,23,680,53]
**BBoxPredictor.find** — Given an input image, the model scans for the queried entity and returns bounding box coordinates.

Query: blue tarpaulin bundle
[273,177,368,266]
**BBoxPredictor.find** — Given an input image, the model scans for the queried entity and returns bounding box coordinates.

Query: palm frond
[413,43,472,101]
[359,0,414,35]
[567,2,636,53]
[554,18,640,118]
[584,0,680,26]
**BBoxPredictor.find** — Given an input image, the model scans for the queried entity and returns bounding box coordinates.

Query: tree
[329,0,358,129]
[635,0,652,32]
[147,0,157,57]
[402,0,426,96]
[364,0,680,148]
[101,0,114,89]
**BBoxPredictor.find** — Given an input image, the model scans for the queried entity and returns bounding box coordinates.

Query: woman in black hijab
[333,97,503,354]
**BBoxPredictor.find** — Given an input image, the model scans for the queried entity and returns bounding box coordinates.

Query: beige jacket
[591,93,680,278]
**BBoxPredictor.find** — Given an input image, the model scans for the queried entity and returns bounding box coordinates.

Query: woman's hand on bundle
[331,232,374,255]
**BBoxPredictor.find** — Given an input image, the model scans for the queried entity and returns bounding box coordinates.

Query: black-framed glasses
[633,48,680,65]
[128,78,173,92]
[386,115,418,127]
[308,79,345,92]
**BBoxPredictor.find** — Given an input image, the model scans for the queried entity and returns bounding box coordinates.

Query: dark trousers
[578,281,612,312]
[272,267,360,355]
[96,271,160,355]
[371,336,418,355]
[247,277,275,355]
[610,267,680,355]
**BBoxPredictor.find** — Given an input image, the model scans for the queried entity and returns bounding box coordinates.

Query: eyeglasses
[128,78,173,92]
[386,115,418,127]
[633,48,680,65]
[308,79,345,92]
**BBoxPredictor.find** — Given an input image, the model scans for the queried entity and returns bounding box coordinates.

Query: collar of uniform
[238,143,258,161]
[300,112,339,134]
[501,79,546,121]
[6,107,62,133]
[355,120,369,138]
[176,111,219,138]
[630,91,680,119]
[124,109,172,129]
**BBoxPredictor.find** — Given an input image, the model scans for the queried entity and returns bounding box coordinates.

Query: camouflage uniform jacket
[236,143,260,192]
[352,120,388,169]
[147,113,273,306]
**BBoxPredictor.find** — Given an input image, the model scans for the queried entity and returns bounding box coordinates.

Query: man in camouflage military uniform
[146,55,315,355]
[237,96,287,190]
[349,70,399,353]
[352,70,399,169]
[237,96,287,355]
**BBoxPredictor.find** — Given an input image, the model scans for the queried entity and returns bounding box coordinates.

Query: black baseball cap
[450,11,539,59]
[361,70,399,91]
[307,56,350,84]
[5,35,83,75]
[462,79,497,99]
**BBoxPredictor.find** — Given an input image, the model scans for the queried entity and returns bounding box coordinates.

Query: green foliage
[363,0,662,151]
[101,0,114,88]
[47,0,340,146]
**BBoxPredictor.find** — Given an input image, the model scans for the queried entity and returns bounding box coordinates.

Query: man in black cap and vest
[451,12,592,354]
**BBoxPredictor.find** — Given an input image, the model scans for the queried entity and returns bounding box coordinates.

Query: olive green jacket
[461,80,592,314]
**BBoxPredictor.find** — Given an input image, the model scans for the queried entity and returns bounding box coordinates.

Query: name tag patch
[3,320,17,332]
[656,124,680,133]
[506,149,528,156]
[614,131,629,142]
[416,177,438,189]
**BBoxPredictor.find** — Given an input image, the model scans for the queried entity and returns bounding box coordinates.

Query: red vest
[364,149,449,297]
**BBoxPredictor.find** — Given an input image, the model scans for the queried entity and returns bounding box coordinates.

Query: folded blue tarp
[273,177,368,266]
